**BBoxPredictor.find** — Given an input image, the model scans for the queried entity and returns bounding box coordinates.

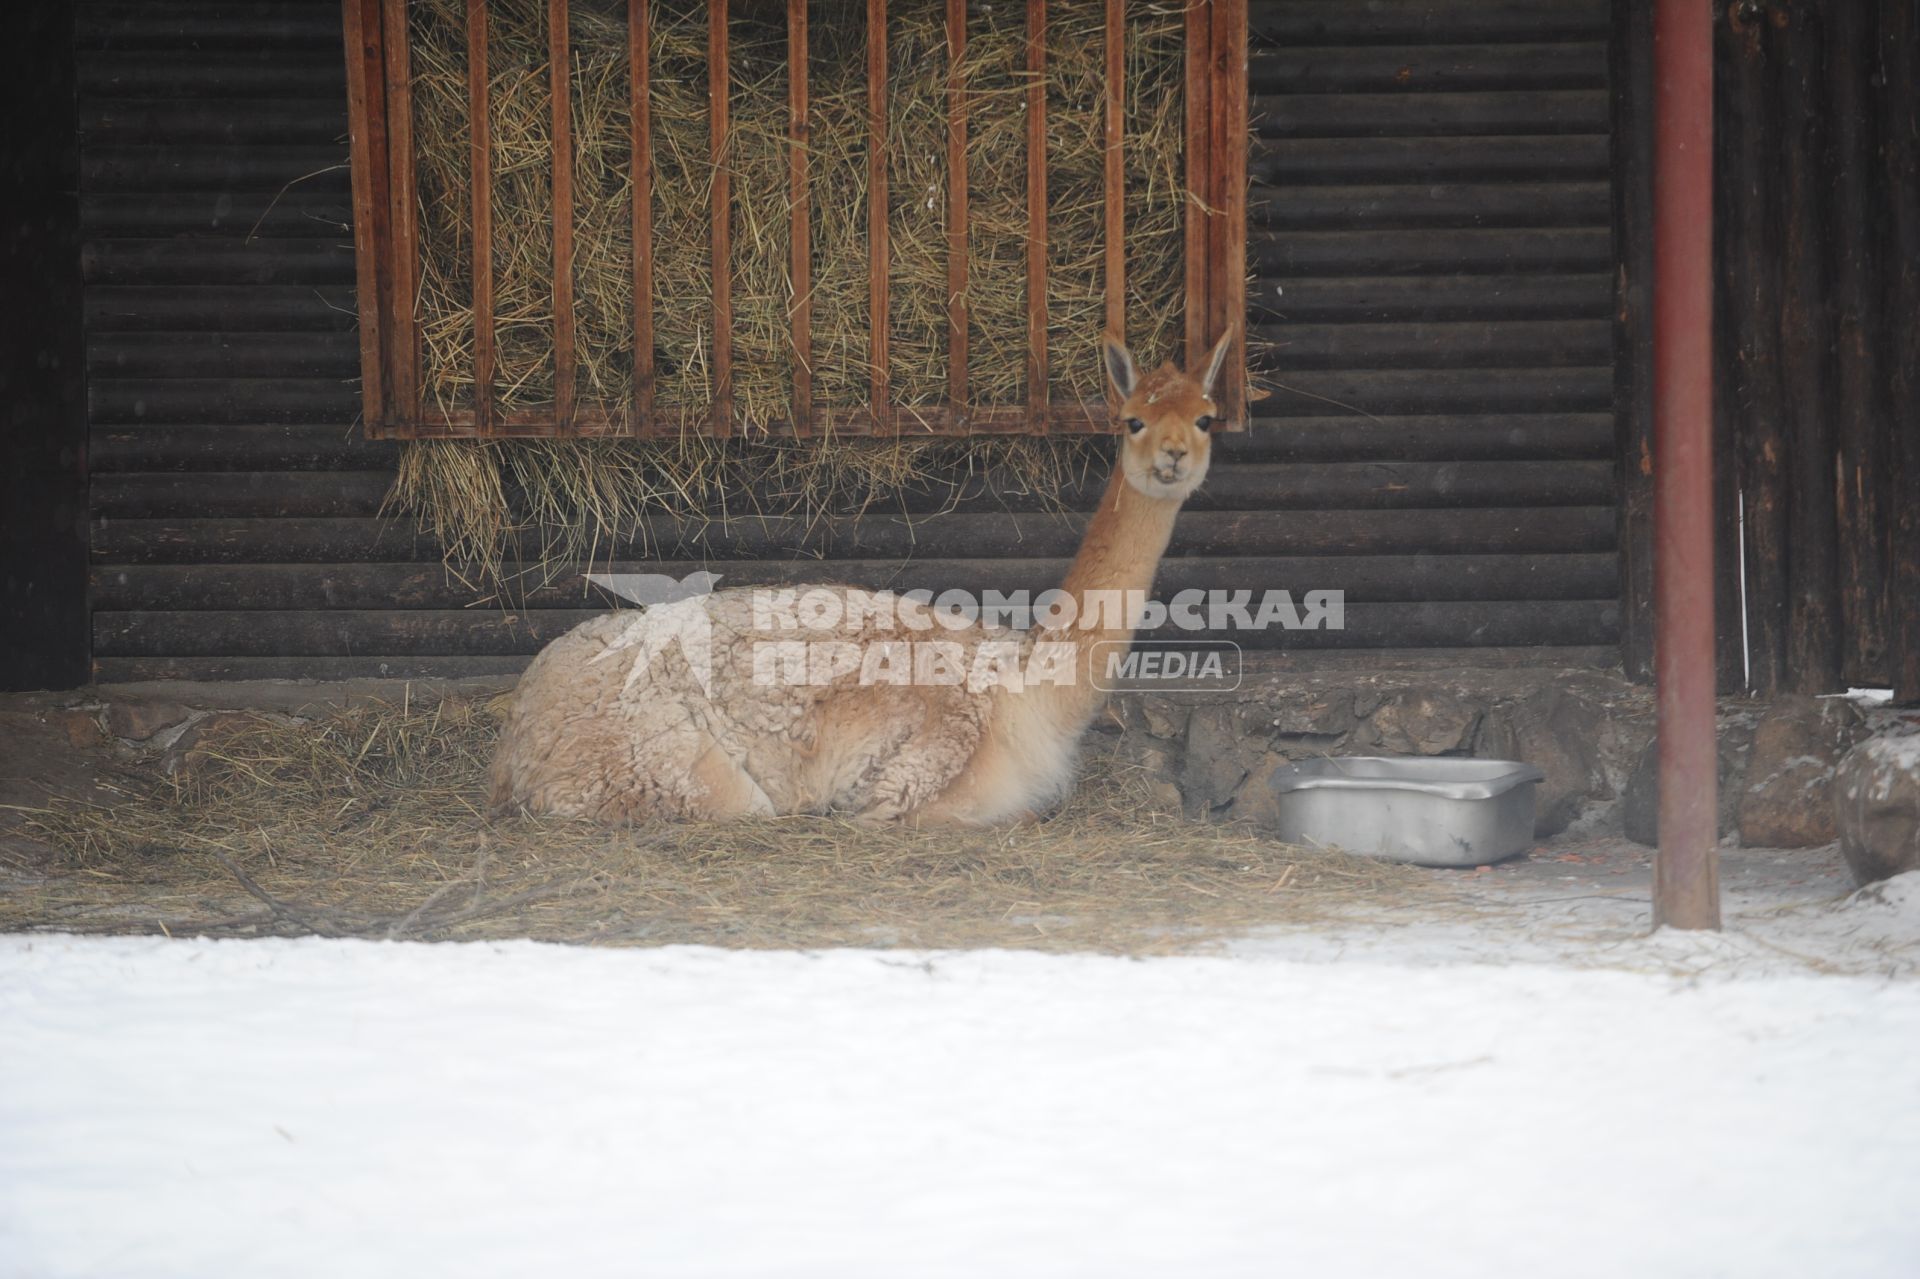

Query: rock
[1476,687,1608,836]
[1619,720,1753,847]
[45,708,105,750]
[1227,752,1291,832]
[1737,697,1867,848]
[1138,696,1188,740]
[1239,690,1357,744]
[1362,688,1481,756]
[1834,734,1920,884]
[1180,705,1249,818]
[1107,693,1188,741]
[104,701,197,743]
[1621,740,1659,845]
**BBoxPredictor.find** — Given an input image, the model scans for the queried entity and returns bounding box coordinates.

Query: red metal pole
[1651,0,1720,930]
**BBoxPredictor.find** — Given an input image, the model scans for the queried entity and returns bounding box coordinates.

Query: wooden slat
[1777,2,1840,692]
[80,415,1609,472]
[630,0,654,426]
[709,0,732,436]
[945,0,969,408]
[549,0,575,428]
[91,649,1631,686]
[403,399,1119,439]
[95,555,1622,613]
[89,601,1621,657]
[467,0,495,433]
[378,0,419,430]
[1254,90,1610,139]
[86,285,360,333]
[94,656,534,683]
[91,507,1621,566]
[1183,0,1211,367]
[90,460,1617,520]
[1210,0,1248,422]
[341,0,387,429]
[1102,0,1123,343]
[868,0,890,428]
[788,0,811,435]
[1827,0,1889,683]
[1025,0,1047,426]
[1887,0,1920,704]
[1718,2,1783,692]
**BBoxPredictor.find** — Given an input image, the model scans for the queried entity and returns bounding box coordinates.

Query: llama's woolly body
[489,590,1087,824]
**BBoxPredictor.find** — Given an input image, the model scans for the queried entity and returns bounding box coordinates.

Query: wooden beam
[868,0,891,428]
[946,0,969,410]
[398,399,1121,439]
[630,0,654,429]
[1719,2,1786,694]
[468,0,495,434]
[1609,0,1655,682]
[1827,0,1889,684]
[341,0,389,431]
[710,0,733,436]
[1026,0,1047,428]
[1102,0,1124,344]
[1182,0,1211,369]
[1886,0,1920,705]
[789,0,812,436]
[549,0,576,428]
[1209,0,1247,423]
[1777,1,1841,693]
[379,0,420,427]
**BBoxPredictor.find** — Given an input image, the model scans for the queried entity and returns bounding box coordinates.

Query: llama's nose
[1163,446,1186,462]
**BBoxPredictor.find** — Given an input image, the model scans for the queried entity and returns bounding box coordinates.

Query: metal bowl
[1264,756,1545,868]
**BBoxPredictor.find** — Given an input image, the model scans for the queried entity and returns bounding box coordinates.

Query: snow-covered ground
[5,917,1920,1278]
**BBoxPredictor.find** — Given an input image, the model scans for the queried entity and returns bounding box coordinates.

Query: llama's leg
[684,736,777,819]
[905,734,1029,827]
[856,701,986,823]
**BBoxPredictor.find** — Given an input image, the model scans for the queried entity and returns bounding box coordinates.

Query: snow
[5,935,1920,1278]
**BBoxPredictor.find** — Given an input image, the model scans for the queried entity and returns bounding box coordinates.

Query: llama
[489,328,1235,825]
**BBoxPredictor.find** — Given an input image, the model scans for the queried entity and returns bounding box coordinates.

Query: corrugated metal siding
[83,0,1621,682]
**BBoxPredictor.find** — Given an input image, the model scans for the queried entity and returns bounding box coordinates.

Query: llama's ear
[1102,333,1139,400]
[1199,328,1235,399]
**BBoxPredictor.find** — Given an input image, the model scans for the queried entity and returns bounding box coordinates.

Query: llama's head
[1102,329,1234,502]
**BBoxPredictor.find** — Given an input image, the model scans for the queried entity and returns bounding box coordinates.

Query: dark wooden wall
[77,0,1623,683]
[1713,0,1920,701]
[3,2,90,691]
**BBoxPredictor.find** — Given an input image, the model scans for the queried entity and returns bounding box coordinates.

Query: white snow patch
[1844,870,1920,919]
[4,935,1920,1278]
[1860,730,1920,771]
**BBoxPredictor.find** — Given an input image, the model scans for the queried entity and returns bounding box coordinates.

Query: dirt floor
[1,684,1906,973]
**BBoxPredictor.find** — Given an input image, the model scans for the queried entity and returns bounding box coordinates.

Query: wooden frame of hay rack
[341,0,1248,440]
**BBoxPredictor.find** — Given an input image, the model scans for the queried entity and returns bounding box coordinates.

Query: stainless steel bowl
[1265,756,1545,868]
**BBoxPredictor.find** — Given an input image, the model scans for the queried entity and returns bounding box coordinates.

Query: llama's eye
[1195,415,1214,433]
[1124,417,1146,434]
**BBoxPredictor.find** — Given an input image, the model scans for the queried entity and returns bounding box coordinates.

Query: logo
[1090,640,1242,692]
[585,571,722,695]
[569,577,1335,695]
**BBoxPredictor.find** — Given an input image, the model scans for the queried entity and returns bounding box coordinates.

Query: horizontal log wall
[79,0,1625,682]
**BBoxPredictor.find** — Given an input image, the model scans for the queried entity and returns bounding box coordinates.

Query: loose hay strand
[13,700,1417,955]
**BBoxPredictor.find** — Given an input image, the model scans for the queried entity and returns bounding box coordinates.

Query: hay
[410,0,1187,418]
[389,431,1106,591]
[9,699,1417,955]
[397,0,1189,585]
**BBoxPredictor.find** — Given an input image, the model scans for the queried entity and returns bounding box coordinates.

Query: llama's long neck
[1038,462,1185,727]
[922,457,1186,825]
